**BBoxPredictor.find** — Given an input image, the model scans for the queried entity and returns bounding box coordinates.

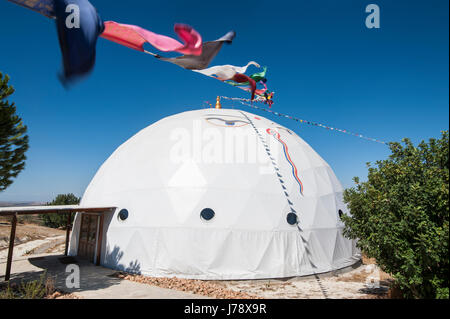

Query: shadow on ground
[2,245,141,295]
[3,256,119,294]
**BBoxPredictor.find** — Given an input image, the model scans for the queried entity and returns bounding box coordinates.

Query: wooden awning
[1,205,116,282]
[0,205,116,216]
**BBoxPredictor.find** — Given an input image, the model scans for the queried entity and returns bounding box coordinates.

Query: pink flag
[100,21,202,55]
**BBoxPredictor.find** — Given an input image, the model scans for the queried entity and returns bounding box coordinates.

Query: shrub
[41,193,80,228]
[341,131,449,299]
[0,271,56,299]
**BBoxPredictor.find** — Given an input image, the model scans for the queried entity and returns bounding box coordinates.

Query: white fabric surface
[69,108,360,279]
[193,61,260,80]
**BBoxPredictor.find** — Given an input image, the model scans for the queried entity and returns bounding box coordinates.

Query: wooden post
[5,214,17,281]
[96,214,104,266]
[64,212,72,256]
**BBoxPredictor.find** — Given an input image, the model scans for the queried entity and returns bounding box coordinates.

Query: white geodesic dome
[69,108,360,279]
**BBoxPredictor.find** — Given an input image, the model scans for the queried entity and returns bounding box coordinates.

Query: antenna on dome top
[215,96,222,109]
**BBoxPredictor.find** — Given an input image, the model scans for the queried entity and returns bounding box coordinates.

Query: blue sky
[0,0,448,202]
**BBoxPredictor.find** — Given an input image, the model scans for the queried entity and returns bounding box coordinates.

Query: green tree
[0,72,29,191]
[341,131,449,299]
[41,193,80,228]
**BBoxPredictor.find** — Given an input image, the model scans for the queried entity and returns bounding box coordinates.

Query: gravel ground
[113,272,261,299]
[214,265,391,299]
[46,291,82,299]
[114,262,392,299]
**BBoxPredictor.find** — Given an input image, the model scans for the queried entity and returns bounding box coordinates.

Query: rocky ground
[215,264,391,299]
[113,272,261,299]
[115,261,391,299]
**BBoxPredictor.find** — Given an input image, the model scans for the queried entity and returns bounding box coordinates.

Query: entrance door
[78,214,99,262]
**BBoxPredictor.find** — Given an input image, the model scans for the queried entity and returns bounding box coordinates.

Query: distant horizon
[0,200,45,207]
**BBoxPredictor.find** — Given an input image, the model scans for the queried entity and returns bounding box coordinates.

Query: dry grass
[0,272,78,299]
[362,255,378,265]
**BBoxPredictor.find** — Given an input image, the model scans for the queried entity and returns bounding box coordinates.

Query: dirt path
[0,236,65,260]
[0,222,66,261]
[0,222,65,250]
[27,236,66,255]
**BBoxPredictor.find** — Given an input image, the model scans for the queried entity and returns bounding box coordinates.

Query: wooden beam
[96,214,104,266]
[5,214,17,281]
[64,212,72,256]
[0,207,116,216]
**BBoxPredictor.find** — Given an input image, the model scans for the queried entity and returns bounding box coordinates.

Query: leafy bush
[41,193,80,228]
[341,131,449,299]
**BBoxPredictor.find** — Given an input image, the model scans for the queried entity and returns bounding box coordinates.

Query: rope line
[239,111,329,299]
[220,96,388,145]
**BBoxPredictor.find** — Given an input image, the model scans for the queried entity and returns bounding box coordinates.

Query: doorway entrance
[78,214,99,262]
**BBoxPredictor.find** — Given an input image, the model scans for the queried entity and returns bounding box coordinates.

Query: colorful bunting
[54,0,105,84]
[193,61,260,80]
[155,31,236,70]
[100,22,202,55]
[222,66,273,102]
[220,97,387,145]
[7,0,271,100]
[226,66,268,86]
[191,61,261,100]
[249,66,268,83]
[231,74,256,100]
[191,62,274,101]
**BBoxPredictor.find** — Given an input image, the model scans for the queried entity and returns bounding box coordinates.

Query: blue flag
[54,0,105,84]
[8,0,105,85]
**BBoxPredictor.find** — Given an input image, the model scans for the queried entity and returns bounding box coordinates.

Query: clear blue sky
[0,0,448,202]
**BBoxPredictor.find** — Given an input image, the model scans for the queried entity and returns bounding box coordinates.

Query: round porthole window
[118,209,129,221]
[200,208,215,221]
[338,209,344,220]
[286,213,298,225]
